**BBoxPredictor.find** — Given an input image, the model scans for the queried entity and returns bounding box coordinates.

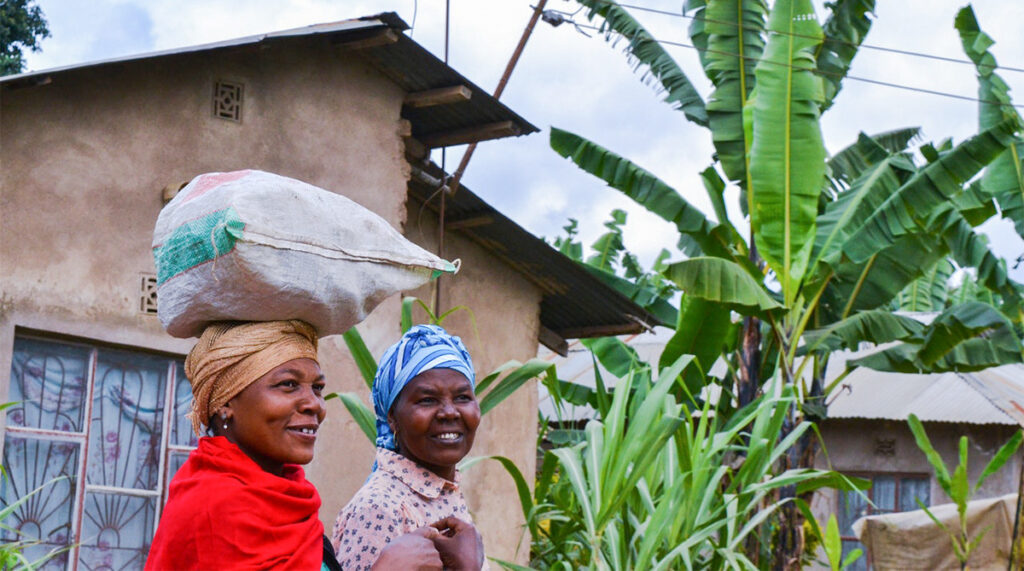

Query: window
[1,334,196,570]
[837,473,931,570]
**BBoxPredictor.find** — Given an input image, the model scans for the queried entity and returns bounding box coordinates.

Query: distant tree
[0,0,49,76]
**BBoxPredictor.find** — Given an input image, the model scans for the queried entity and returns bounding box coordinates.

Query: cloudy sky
[21,0,1024,275]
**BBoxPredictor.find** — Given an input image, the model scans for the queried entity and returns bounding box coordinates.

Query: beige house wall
[1,37,538,565]
[811,419,1022,543]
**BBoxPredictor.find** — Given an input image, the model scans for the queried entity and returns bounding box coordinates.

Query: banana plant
[328,296,557,443]
[551,0,1024,566]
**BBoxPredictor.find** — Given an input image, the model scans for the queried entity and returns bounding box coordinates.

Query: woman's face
[219,358,326,476]
[388,368,480,481]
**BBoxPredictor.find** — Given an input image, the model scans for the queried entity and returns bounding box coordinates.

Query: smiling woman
[331,324,487,570]
[144,320,450,571]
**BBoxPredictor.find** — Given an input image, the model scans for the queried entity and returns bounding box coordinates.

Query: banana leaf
[580,263,677,327]
[702,0,769,185]
[816,0,876,112]
[825,128,919,191]
[577,0,708,127]
[798,309,924,355]
[956,6,1024,238]
[665,257,784,318]
[550,127,744,264]
[893,259,954,312]
[747,0,827,305]
[927,203,1024,308]
[659,294,735,396]
[850,301,1023,373]
[843,119,1021,264]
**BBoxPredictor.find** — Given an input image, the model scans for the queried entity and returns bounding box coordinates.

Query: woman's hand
[429,516,484,570]
[371,526,444,570]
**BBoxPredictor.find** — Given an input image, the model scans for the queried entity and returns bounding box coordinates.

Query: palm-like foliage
[551,0,1024,566]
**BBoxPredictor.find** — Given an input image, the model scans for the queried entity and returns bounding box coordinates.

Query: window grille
[837,473,930,570]
[1,334,195,570]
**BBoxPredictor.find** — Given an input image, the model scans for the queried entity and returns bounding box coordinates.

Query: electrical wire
[552,0,1024,75]
[563,19,1024,110]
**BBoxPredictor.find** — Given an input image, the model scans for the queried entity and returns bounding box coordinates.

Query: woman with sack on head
[145,320,463,571]
[331,324,487,571]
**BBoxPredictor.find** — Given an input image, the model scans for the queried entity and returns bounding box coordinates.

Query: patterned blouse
[331,448,489,570]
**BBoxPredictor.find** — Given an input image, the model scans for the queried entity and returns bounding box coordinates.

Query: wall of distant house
[0,36,538,566]
[808,418,1022,568]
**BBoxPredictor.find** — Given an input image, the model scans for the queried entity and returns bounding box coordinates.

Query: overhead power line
[556,0,1024,75]
[556,18,1024,110]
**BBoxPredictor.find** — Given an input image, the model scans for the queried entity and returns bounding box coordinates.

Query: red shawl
[146,436,323,570]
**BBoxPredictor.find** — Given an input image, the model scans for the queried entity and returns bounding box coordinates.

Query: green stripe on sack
[154,207,245,285]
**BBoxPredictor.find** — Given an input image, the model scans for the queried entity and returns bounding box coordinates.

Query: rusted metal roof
[0,13,537,148]
[408,160,660,348]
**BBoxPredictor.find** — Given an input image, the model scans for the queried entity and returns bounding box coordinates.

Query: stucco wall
[1,37,540,567]
[306,201,541,565]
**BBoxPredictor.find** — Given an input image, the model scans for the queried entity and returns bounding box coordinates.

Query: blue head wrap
[372,324,475,452]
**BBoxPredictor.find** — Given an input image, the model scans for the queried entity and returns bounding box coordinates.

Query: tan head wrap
[184,320,319,435]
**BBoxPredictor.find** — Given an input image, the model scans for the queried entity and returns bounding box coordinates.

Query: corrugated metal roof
[827,368,1018,425]
[0,13,537,148]
[408,161,661,345]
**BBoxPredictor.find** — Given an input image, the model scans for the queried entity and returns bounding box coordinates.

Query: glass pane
[8,337,90,432]
[87,350,167,490]
[841,539,868,571]
[873,476,896,514]
[1,436,78,569]
[170,362,197,447]
[839,489,869,536]
[166,450,191,485]
[78,491,156,571]
[900,477,930,512]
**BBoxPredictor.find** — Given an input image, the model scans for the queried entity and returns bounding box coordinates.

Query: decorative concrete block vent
[140,274,158,315]
[213,80,243,122]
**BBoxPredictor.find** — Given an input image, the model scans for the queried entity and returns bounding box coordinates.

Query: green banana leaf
[956,6,1024,238]
[701,0,769,185]
[550,127,743,263]
[577,0,708,127]
[799,309,924,355]
[850,301,1023,373]
[811,153,914,273]
[659,295,735,396]
[580,263,677,327]
[927,204,1023,308]
[747,0,827,305]
[893,260,954,312]
[825,128,919,192]
[843,119,1021,264]
[816,0,876,112]
[665,257,784,318]
[951,180,998,226]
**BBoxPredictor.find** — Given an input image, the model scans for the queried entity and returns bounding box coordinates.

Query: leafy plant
[907,413,1023,569]
[482,357,866,570]
[550,0,1024,564]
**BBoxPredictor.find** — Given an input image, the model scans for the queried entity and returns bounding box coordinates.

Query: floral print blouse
[331,448,488,570]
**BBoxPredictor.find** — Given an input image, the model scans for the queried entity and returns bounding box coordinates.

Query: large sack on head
[153,170,456,338]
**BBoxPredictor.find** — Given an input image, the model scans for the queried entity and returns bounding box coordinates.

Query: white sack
[153,170,455,338]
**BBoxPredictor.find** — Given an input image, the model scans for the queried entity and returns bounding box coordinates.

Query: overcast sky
[21,0,1024,277]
